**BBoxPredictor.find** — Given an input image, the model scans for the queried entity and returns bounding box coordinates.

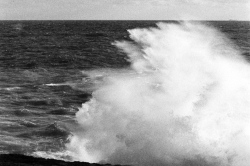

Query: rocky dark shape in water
[0,154,126,166]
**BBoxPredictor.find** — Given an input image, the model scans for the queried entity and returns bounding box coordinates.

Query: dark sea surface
[0,21,249,160]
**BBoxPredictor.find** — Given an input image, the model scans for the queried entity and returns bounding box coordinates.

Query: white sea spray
[67,22,250,166]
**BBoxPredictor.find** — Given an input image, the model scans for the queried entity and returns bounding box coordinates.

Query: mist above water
[67,22,250,166]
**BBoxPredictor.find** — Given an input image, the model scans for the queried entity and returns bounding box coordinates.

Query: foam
[67,22,250,166]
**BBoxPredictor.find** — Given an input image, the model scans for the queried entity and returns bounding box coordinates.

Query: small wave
[19,120,38,128]
[49,108,75,116]
[32,151,72,161]
[14,109,33,116]
[18,122,70,138]
[45,83,68,86]
[43,123,70,137]
[0,87,21,91]
[45,80,94,93]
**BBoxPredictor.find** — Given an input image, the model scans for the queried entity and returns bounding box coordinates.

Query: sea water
[0,21,250,166]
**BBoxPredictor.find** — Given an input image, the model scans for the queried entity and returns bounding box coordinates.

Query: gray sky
[0,0,249,20]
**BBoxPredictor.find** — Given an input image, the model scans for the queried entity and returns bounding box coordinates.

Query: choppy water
[0,21,250,165]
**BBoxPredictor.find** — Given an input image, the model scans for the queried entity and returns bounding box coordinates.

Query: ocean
[0,21,250,166]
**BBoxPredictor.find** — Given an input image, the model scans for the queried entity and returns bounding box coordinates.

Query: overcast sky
[0,0,249,20]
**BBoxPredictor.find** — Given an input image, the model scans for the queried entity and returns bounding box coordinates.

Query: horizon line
[0,19,249,21]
